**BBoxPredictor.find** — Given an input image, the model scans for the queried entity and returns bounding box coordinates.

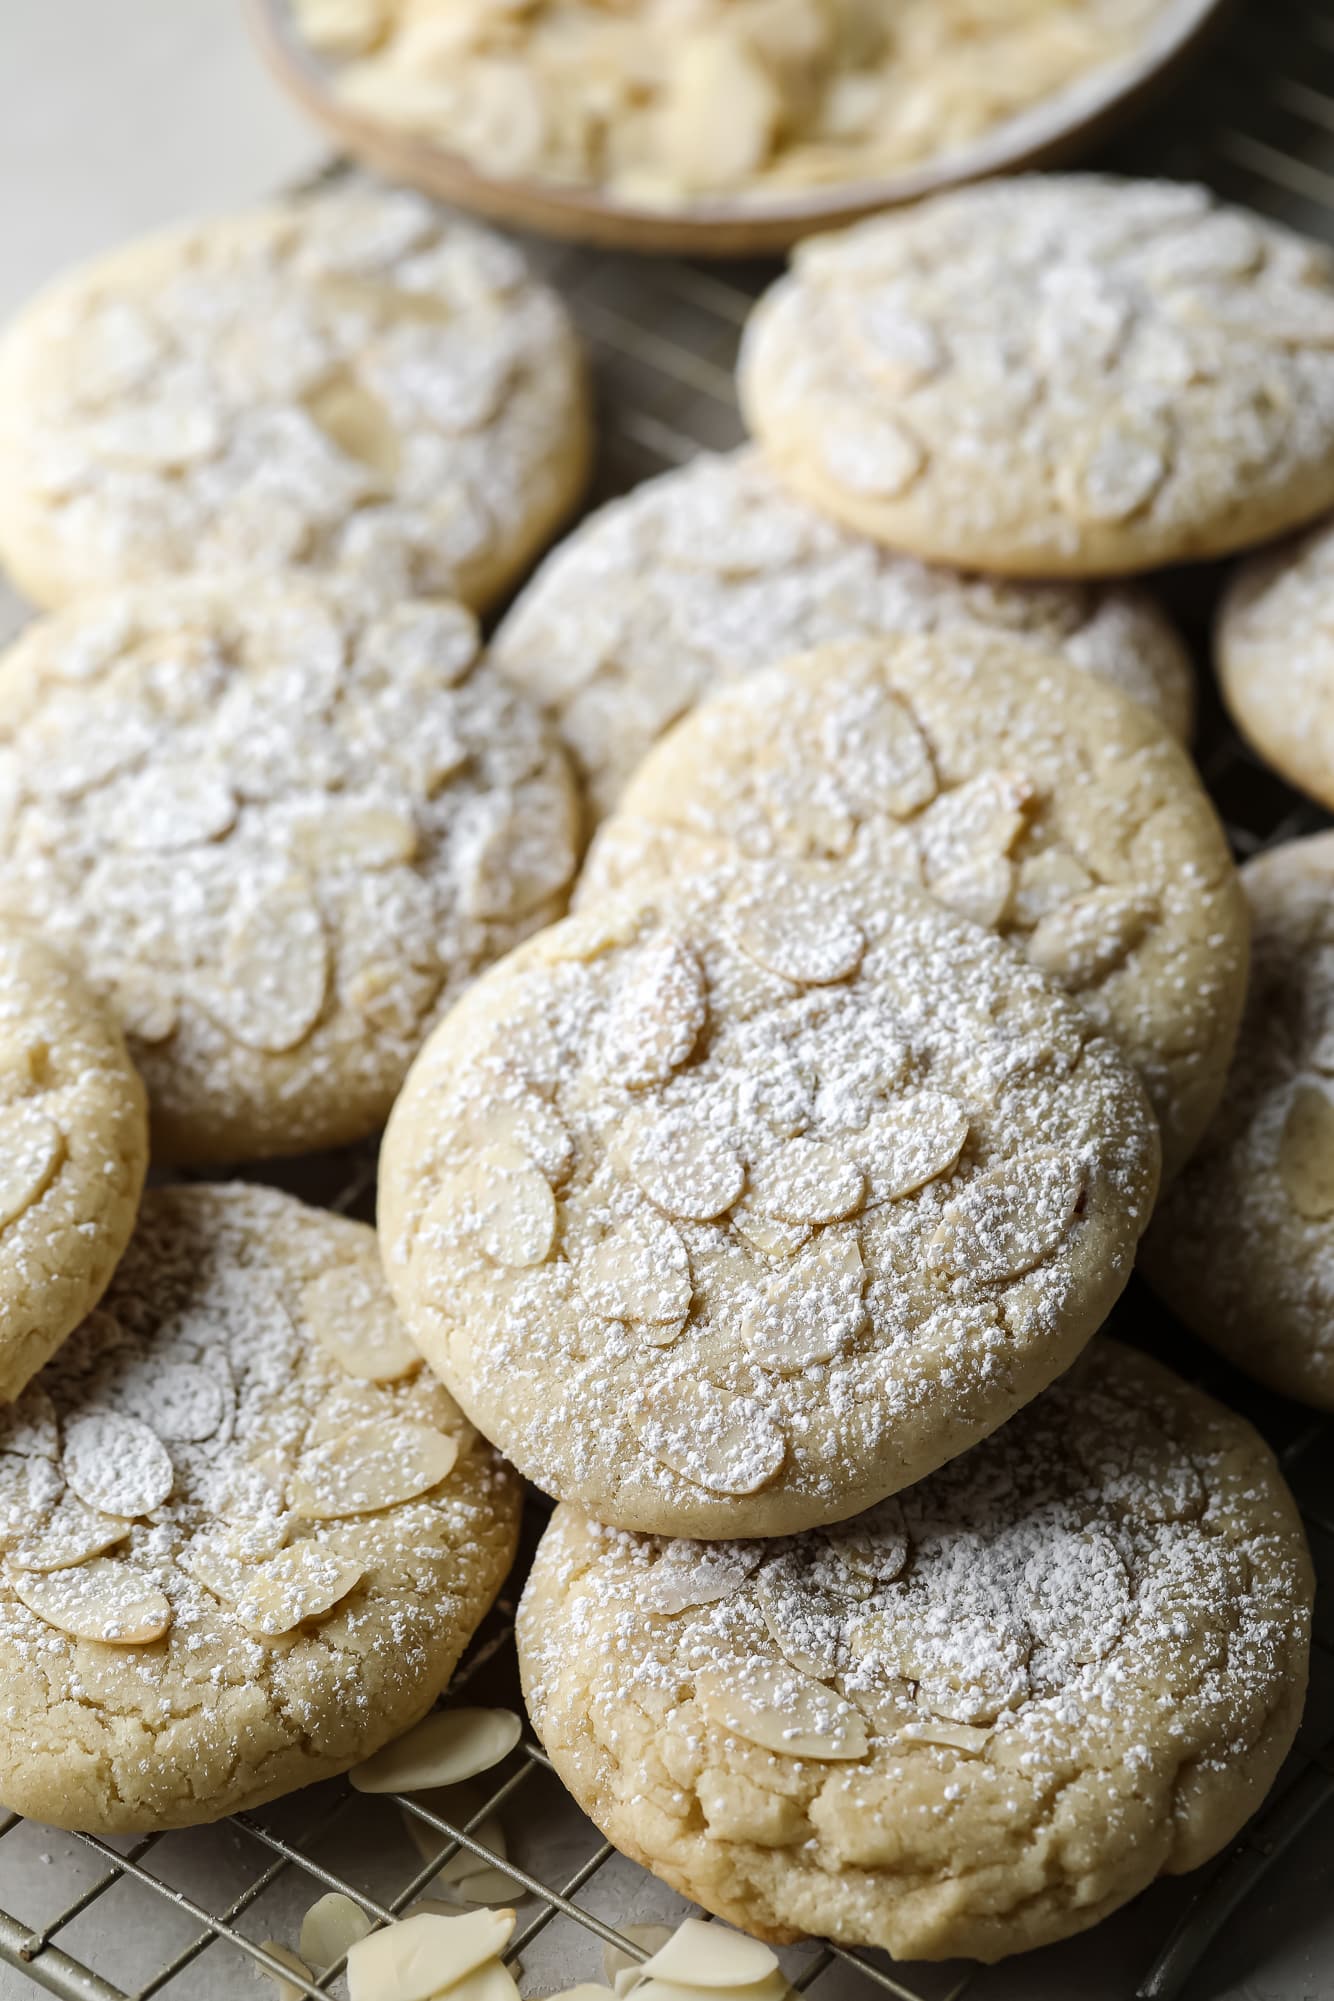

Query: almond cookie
[379,866,1160,1538]
[518,1341,1311,1962]
[0,187,589,611]
[579,631,1245,1180]
[1218,514,1334,810]
[493,449,1194,819]
[1141,833,1334,1407]
[0,579,580,1163]
[0,929,147,1402]
[0,1183,521,1833]
[739,176,1334,577]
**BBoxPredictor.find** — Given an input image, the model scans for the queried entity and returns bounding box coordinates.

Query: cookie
[517,1340,1311,1962]
[493,450,1194,819]
[739,176,1334,577]
[579,630,1246,1179]
[379,865,1160,1538]
[0,1183,522,1833]
[0,579,580,1163]
[1218,515,1334,810]
[0,928,147,1402]
[1140,833,1334,1407]
[0,187,589,611]
[307,0,1172,207]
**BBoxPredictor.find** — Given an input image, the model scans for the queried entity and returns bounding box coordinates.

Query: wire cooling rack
[6,3,1334,1997]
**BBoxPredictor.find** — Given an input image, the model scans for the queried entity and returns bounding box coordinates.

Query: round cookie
[579,630,1246,1179]
[517,1340,1312,1963]
[379,865,1160,1538]
[0,928,148,1402]
[0,187,589,611]
[493,449,1195,819]
[739,175,1334,577]
[0,579,580,1163]
[1141,833,1334,1408]
[1218,515,1334,810]
[0,1183,522,1834]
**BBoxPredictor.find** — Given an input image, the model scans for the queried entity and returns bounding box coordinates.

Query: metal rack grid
[6,2,1334,1997]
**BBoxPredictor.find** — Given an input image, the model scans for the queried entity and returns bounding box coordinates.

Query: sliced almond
[931,1151,1083,1282]
[118,1361,229,1442]
[457,1867,523,1907]
[737,1235,866,1372]
[351,1707,522,1794]
[545,1989,613,2001]
[10,1497,131,1572]
[613,1108,745,1222]
[476,1089,572,1186]
[1027,888,1157,990]
[604,1927,674,1985]
[11,1558,171,1645]
[0,1383,58,1457]
[844,1091,969,1205]
[918,772,1039,882]
[302,1266,420,1382]
[110,967,178,1044]
[300,1893,374,1971]
[639,1918,778,1990]
[290,1420,458,1519]
[735,899,864,987]
[1279,1083,1334,1220]
[115,764,236,851]
[0,1105,63,1229]
[729,1204,811,1260]
[1025,1527,1130,1664]
[363,602,480,689]
[821,681,937,819]
[639,1542,760,1615]
[696,1664,868,1761]
[403,1803,508,1884]
[897,1719,991,1753]
[233,1544,363,1637]
[576,1214,692,1325]
[756,1563,845,1678]
[821,412,925,498]
[437,1964,521,2001]
[932,853,1014,929]
[428,1145,557,1270]
[1058,417,1170,524]
[0,1452,62,1550]
[601,933,707,1087]
[62,1413,174,1517]
[746,1138,864,1226]
[258,1942,313,2001]
[643,1379,786,1496]
[295,803,418,871]
[203,876,328,1053]
[345,1908,515,2001]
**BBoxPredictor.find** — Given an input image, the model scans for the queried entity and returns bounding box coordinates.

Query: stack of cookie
[0,165,1326,1980]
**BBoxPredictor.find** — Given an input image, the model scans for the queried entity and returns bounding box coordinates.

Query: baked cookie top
[493,449,1194,819]
[0,1183,522,1834]
[1218,515,1334,812]
[1142,834,1334,1409]
[0,928,147,1401]
[0,187,589,611]
[579,629,1245,1179]
[739,176,1334,576]
[0,579,580,1162]
[517,1341,1311,1963]
[379,867,1160,1538]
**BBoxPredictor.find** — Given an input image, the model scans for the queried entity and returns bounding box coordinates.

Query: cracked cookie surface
[379,865,1159,1537]
[1218,515,1334,813]
[0,1183,522,1833]
[492,449,1194,820]
[740,176,1334,575]
[0,928,147,1402]
[0,187,589,611]
[0,578,580,1162]
[517,1341,1311,1962]
[1142,834,1334,1408]
[578,629,1245,1180]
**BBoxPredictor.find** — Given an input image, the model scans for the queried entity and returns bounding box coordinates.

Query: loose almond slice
[1279,1083,1334,1219]
[737,1236,866,1372]
[11,1496,131,1572]
[11,1558,171,1645]
[601,934,707,1087]
[403,1804,508,1884]
[428,1146,557,1270]
[204,876,329,1054]
[301,1266,420,1382]
[0,1382,57,1457]
[633,1978,790,2001]
[844,1091,969,1205]
[643,1380,786,1496]
[735,899,864,987]
[63,1413,173,1517]
[931,1151,1083,1282]
[696,1664,867,1761]
[0,1105,63,1229]
[290,1420,458,1519]
[457,1867,523,1907]
[576,1214,692,1325]
[351,1707,522,1793]
[118,1360,230,1442]
[746,1139,864,1226]
[1027,888,1157,989]
[301,1893,374,1970]
[439,1964,522,2001]
[638,1918,778,1990]
[258,1942,313,2001]
[604,1926,674,1986]
[544,1988,611,2001]
[345,1908,515,2001]
[613,1109,745,1222]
